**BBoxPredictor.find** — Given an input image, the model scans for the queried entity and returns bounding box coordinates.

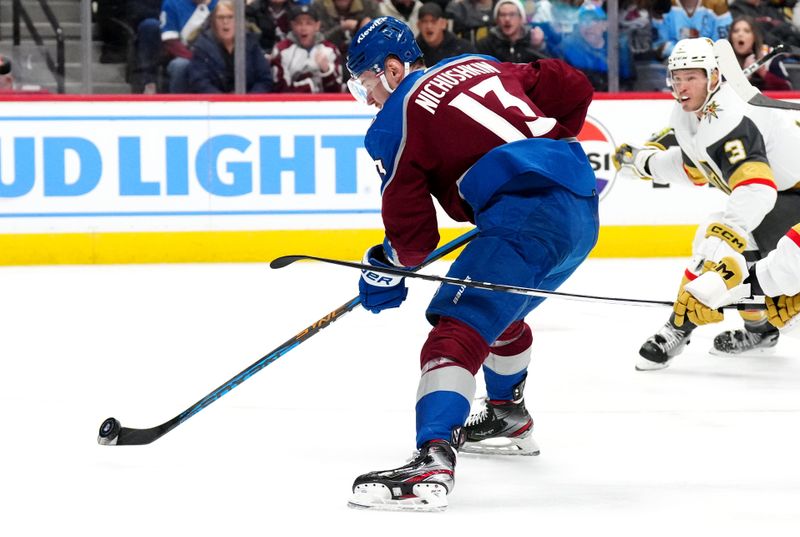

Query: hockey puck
[97,417,121,445]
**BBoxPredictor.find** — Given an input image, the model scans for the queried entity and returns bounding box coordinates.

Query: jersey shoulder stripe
[788,225,800,248]
[730,162,776,190]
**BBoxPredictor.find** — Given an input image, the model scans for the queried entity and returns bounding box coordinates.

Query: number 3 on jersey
[724,139,747,165]
[448,76,557,142]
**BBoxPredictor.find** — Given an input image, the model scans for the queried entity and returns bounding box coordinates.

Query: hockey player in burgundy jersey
[345,16,599,511]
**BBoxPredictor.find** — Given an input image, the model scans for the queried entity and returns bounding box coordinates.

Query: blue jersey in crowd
[160,0,218,42]
[655,4,732,57]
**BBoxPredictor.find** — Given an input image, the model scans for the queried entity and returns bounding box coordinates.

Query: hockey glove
[674,254,750,327]
[695,221,748,266]
[612,143,662,180]
[765,293,800,330]
[359,245,408,314]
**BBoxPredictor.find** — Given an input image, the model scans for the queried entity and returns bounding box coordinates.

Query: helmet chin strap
[379,62,411,94]
[672,68,721,113]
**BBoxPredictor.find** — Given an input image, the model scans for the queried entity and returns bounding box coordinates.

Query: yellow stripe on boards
[591,225,695,258]
[0,225,697,265]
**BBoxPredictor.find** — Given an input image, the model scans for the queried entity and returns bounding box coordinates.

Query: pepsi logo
[577,116,616,201]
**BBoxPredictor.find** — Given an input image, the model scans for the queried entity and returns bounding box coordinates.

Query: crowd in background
[80,0,800,94]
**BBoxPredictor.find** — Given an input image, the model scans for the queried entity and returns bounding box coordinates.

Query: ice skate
[348,438,456,512]
[637,321,691,371]
[461,379,540,456]
[710,328,779,356]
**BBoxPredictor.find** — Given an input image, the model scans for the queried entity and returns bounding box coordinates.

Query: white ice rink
[1,256,799,536]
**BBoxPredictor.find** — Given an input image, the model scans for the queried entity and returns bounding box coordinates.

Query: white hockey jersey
[650,82,800,234]
[755,223,800,297]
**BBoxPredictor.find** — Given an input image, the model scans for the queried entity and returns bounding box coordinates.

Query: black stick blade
[270,255,309,269]
[97,417,179,446]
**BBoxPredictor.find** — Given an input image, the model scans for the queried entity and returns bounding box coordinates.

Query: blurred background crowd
[1,0,800,94]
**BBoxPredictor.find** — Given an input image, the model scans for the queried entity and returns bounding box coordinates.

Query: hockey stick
[741,43,791,77]
[714,39,800,111]
[270,254,766,310]
[96,228,479,446]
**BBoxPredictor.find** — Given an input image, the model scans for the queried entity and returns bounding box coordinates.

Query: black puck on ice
[97,417,121,445]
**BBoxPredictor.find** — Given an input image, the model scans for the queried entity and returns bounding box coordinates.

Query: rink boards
[1,93,798,264]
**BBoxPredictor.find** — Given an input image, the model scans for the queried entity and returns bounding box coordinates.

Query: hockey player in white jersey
[674,223,800,331]
[613,37,800,370]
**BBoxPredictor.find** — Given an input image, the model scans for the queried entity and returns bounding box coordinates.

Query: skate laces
[654,324,687,352]
[466,399,490,427]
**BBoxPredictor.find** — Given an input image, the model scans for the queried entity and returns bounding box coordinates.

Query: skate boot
[710,327,779,356]
[637,321,692,371]
[348,437,457,512]
[461,378,540,456]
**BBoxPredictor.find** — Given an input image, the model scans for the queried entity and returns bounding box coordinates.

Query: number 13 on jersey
[448,76,557,142]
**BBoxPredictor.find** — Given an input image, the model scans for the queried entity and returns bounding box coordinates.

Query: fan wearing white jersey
[613,37,800,371]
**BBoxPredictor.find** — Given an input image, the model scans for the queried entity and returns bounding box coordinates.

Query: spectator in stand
[187,0,274,93]
[548,0,587,36]
[620,0,655,60]
[730,0,800,47]
[271,4,344,92]
[0,55,15,91]
[162,0,218,93]
[529,0,554,24]
[524,0,562,57]
[654,0,729,59]
[0,55,47,94]
[415,2,475,66]
[730,15,792,90]
[446,0,496,44]
[127,0,163,94]
[476,0,552,61]
[246,0,293,53]
[313,0,382,56]
[703,0,733,34]
[561,3,634,90]
[380,0,424,36]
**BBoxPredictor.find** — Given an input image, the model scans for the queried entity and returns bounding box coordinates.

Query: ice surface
[0,258,798,536]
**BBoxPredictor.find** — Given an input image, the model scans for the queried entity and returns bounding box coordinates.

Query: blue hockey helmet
[346,16,423,79]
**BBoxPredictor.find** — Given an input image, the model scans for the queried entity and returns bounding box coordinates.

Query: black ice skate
[637,321,691,371]
[461,378,540,456]
[348,438,457,512]
[710,327,779,356]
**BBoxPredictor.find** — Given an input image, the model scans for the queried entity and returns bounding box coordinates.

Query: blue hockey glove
[359,245,408,314]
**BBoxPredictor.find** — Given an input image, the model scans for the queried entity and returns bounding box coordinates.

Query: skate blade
[348,483,448,512]
[708,346,777,358]
[635,355,671,371]
[461,435,540,456]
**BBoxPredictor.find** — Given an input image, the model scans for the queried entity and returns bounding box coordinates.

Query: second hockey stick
[714,39,800,111]
[271,254,766,310]
[741,43,791,77]
[96,228,478,446]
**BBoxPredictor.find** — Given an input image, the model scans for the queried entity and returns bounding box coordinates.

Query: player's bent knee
[421,316,490,375]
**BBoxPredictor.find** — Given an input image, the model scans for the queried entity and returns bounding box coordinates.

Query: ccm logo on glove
[707,223,746,253]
